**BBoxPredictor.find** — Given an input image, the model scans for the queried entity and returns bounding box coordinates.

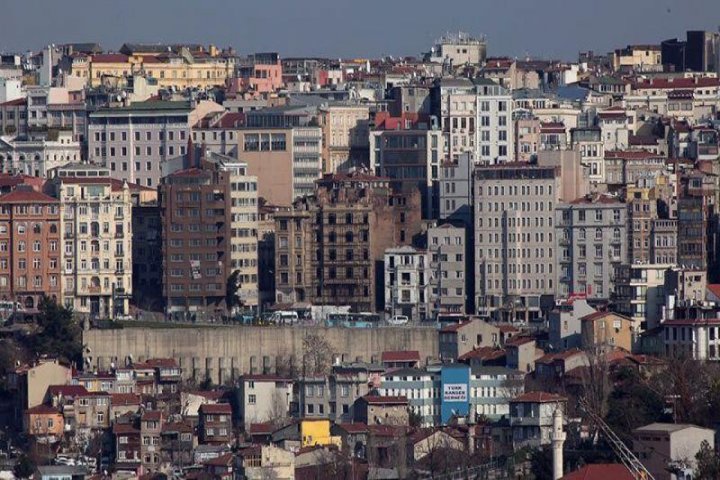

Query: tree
[695,440,720,480]
[13,454,35,479]
[226,270,243,314]
[302,332,333,376]
[580,348,612,441]
[25,296,82,366]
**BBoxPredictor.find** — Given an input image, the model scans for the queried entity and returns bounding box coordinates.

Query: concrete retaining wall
[83,326,439,384]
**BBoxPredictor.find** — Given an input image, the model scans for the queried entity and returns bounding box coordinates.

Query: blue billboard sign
[440,364,470,424]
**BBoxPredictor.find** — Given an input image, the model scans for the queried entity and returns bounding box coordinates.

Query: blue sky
[1,0,719,60]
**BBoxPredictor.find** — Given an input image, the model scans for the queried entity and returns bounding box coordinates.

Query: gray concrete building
[556,193,629,302]
[475,164,560,322]
[427,224,466,317]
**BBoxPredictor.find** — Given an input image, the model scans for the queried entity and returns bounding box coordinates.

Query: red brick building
[0,186,61,310]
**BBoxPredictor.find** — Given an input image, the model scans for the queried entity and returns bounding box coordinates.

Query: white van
[388,315,409,326]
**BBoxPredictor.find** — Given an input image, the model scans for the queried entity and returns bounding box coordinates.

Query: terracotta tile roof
[498,325,519,333]
[458,347,506,362]
[0,98,26,107]
[707,284,720,299]
[111,393,141,406]
[536,349,584,364]
[362,395,408,405]
[91,54,130,63]
[561,464,633,480]
[199,403,232,414]
[511,391,567,403]
[161,421,193,434]
[0,189,57,204]
[26,405,61,415]
[629,135,660,146]
[113,423,140,435]
[335,422,369,434]
[381,351,420,363]
[76,390,111,398]
[141,410,162,421]
[133,358,178,369]
[169,167,206,178]
[204,453,233,467]
[633,77,720,90]
[505,336,536,347]
[248,422,274,435]
[47,385,89,397]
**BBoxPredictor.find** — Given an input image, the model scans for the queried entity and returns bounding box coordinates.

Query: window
[248,394,256,405]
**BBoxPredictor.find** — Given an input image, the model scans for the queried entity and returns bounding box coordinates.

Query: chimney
[551,408,566,480]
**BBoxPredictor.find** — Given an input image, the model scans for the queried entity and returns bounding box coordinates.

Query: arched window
[24,296,34,309]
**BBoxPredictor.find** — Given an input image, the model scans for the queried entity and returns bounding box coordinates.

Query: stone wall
[83,326,439,384]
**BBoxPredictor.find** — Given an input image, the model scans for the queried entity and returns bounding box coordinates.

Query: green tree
[25,296,82,366]
[695,440,720,480]
[13,454,35,479]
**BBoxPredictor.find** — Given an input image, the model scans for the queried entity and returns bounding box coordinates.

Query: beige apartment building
[318,104,370,173]
[52,164,133,318]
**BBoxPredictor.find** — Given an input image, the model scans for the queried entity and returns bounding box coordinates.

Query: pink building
[232,52,283,94]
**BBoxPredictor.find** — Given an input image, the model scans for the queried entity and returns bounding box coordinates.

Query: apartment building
[369,112,444,218]
[88,100,223,187]
[0,187,61,310]
[475,164,560,322]
[556,194,629,302]
[435,77,513,165]
[195,121,323,205]
[274,170,421,312]
[677,171,717,274]
[634,423,714,480]
[52,165,133,318]
[427,224,466,317]
[237,374,293,426]
[0,130,81,177]
[159,154,259,318]
[70,46,235,90]
[384,246,429,322]
[318,103,370,173]
[614,263,674,331]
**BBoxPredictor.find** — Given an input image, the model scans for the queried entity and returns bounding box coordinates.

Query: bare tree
[302,332,334,376]
[264,389,291,427]
[580,348,611,440]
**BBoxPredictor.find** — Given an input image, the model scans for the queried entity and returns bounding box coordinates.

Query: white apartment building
[475,164,560,322]
[87,100,223,188]
[438,77,513,165]
[0,130,81,176]
[223,157,259,310]
[52,164,133,318]
[384,246,430,322]
[237,375,293,426]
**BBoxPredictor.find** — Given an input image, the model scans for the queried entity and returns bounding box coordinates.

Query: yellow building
[580,311,634,352]
[69,46,234,90]
[300,419,341,448]
[612,45,662,71]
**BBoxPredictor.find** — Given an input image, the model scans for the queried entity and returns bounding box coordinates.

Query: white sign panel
[443,383,468,402]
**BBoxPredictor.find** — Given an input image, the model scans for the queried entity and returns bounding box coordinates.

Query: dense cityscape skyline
[2,0,720,58]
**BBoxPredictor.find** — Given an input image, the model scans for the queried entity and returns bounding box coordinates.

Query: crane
[579,397,654,480]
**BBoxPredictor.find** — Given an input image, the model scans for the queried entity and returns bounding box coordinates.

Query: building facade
[0,187,61,310]
[53,165,133,318]
[556,194,629,302]
[475,164,560,321]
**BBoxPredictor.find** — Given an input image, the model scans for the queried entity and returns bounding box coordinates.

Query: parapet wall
[83,326,439,384]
